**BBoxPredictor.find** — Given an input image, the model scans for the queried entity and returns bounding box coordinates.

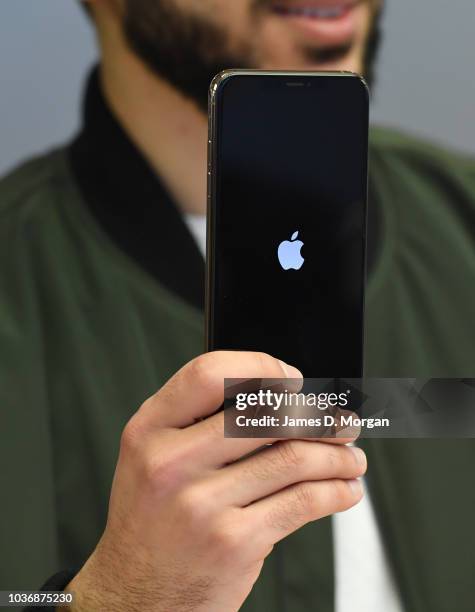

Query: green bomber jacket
[1,72,475,612]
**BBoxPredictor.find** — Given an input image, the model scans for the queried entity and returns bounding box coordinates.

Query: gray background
[0,0,474,176]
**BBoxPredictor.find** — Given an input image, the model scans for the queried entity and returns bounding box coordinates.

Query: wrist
[56,569,102,612]
[58,543,154,612]
[57,553,117,612]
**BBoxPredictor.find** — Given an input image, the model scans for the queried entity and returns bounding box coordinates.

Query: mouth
[272,1,359,19]
[270,0,364,47]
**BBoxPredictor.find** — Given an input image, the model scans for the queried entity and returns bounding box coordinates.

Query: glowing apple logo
[278,231,305,271]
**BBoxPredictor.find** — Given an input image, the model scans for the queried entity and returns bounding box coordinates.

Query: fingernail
[348,479,363,497]
[278,360,303,380]
[350,446,367,466]
[336,425,360,439]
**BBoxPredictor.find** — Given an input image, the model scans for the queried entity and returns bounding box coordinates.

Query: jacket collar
[68,67,205,311]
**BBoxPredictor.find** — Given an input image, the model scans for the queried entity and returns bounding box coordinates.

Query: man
[1,0,474,610]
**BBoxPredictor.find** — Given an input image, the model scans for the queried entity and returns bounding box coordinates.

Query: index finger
[138,351,303,429]
[180,408,360,468]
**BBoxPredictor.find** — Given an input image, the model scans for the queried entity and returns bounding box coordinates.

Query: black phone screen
[208,73,369,378]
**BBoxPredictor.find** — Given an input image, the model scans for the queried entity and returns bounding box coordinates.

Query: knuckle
[265,507,296,533]
[293,482,317,517]
[120,432,182,495]
[187,352,281,389]
[188,353,220,390]
[175,485,211,524]
[266,484,315,533]
[245,452,274,482]
[120,417,144,456]
[275,441,305,471]
[209,522,242,555]
[141,454,178,491]
[325,448,345,473]
[120,393,162,456]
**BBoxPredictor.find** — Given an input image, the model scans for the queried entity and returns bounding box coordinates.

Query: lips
[271,1,360,20]
[268,0,363,48]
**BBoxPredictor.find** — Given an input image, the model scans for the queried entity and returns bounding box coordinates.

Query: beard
[122,0,384,112]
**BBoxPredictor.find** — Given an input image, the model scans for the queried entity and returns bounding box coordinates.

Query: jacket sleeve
[0,200,61,590]
[23,570,77,612]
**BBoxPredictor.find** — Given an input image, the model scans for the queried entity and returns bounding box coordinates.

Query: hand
[62,352,366,612]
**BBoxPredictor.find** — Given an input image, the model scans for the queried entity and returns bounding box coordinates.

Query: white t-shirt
[184,213,403,612]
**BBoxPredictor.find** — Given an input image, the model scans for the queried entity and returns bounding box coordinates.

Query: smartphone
[206,70,369,378]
